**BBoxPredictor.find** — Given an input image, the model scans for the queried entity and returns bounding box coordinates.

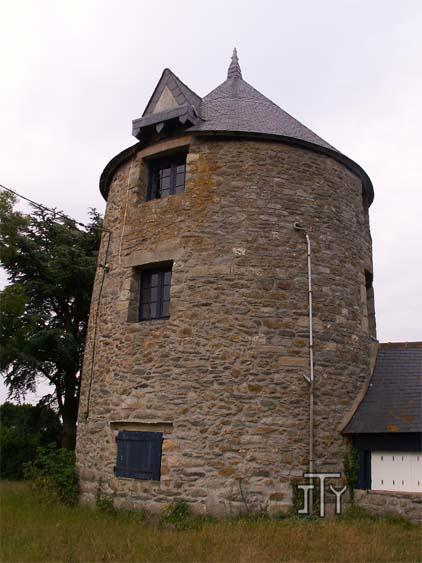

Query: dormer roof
[132,68,202,139]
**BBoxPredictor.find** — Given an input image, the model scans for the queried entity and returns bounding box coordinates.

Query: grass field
[1,481,421,562]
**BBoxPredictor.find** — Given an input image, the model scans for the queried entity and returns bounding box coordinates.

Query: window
[139,266,172,321]
[365,270,376,336]
[147,153,186,200]
[115,431,163,480]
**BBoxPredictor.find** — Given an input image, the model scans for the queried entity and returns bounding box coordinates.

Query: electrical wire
[1,181,113,420]
[0,183,109,233]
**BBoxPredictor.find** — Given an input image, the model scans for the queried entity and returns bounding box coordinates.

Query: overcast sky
[1,0,421,403]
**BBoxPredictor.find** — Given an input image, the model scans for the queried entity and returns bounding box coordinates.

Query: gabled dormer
[132,68,202,140]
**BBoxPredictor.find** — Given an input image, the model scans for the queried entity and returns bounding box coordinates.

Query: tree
[0,191,102,449]
[0,401,61,478]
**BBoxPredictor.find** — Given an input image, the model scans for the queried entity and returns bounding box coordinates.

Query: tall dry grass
[1,481,421,562]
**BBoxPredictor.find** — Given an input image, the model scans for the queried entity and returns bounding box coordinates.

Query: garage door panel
[371,452,422,493]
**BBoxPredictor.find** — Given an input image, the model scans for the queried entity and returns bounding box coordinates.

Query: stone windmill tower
[76,50,376,515]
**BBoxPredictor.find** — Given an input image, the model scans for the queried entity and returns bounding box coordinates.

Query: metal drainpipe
[294,222,315,511]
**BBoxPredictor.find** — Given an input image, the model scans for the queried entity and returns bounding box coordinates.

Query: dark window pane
[161,300,169,318]
[162,284,170,301]
[175,182,185,195]
[149,302,157,319]
[142,273,151,287]
[142,287,151,303]
[139,266,172,321]
[153,177,160,199]
[150,286,158,302]
[160,175,171,190]
[159,167,171,177]
[159,168,171,198]
[148,156,186,201]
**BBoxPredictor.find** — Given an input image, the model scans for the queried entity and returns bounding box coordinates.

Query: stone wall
[76,135,375,516]
[355,490,422,523]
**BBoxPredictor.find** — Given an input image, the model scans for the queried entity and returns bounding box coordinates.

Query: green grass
[1,481,421,562]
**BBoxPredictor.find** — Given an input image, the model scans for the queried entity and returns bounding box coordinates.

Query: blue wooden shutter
[115,431,163,480]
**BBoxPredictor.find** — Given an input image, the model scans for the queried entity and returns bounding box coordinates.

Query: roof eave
[186,129,374,205]
[99,142,142,200]
[99,129,374,204]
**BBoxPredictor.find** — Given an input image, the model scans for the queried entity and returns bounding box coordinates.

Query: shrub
[23,443,78,505]
[96,480,115,513]
[343,447,360,503]
[290,478,320,518]
[0,402,61,479]
[161,501,193,529]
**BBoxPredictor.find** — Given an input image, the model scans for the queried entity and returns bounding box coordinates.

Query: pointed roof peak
[227,47,242,80]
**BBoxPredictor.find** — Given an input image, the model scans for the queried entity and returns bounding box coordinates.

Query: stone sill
[110,420,174,433]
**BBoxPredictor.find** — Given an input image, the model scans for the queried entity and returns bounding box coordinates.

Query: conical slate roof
[188,49,337,152]
[100,50,374,203]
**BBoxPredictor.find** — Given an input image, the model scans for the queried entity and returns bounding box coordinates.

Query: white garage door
[371,452,422,493]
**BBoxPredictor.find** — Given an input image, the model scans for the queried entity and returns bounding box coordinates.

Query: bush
[23,444,79,505]
[0,402,61,479]
[343,447,360,503]
[161,501,195,530]
[290,478,320,518]
[96,480,115,513]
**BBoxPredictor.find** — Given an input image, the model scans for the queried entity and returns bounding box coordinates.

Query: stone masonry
[355,490,422,523]
[76,134,375,516]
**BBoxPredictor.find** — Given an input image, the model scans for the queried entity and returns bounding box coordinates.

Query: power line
[0,183,109,233]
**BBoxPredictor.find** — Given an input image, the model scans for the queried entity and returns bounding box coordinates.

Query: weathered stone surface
[355,490,422,523]
[76,135,375,516]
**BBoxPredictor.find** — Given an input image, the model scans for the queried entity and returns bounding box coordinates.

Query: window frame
[147,153,187,200]
[115,431,163,481]
[138,266,172,322]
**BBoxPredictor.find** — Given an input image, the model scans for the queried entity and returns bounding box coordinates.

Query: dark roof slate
[343,343,422,434]
[132,69,202,138]
[142,68,201,117]
[100,50,374,201]
[188,75,337,151]
[134,50,337,152]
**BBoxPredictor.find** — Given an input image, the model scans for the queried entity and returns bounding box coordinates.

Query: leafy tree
[0,401,61,478]
[0,191,102,449]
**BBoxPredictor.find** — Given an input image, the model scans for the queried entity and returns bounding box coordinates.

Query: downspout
[294,222,315,509]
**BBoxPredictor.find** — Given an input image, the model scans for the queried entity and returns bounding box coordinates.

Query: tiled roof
[142,68,201,117]
[100,50,374,201]
[134,49,337,151]
[132,69,202,138]
[187,48,336,151]
[188,73,337,151]
[343,343,422,434]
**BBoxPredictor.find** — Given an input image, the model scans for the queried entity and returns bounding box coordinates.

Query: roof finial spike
[227,47,242,80]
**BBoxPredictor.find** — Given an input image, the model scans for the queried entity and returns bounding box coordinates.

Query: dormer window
[147,153,186,200]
